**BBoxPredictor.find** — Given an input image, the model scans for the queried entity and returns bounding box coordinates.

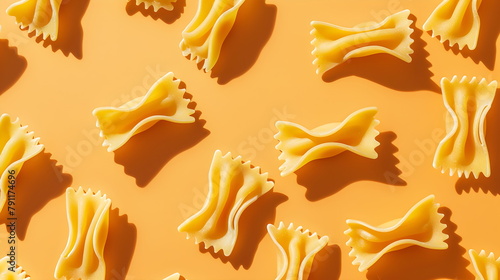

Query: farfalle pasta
[267,222,329,280]
[0,114,44,213]
[433,76,497,178]
[311,9,414,75]
[274,107,379,176]
[423,0,482,50]
[163,273,183,280]
[54,187,111,280]
[93,72,195,152]
[178,150,274,256]
[128,0,177,11]
[179,0,245,71]
[0,256,30,279]
[345,195,449,272]
[469,249,500,280]
[6,0,62,41]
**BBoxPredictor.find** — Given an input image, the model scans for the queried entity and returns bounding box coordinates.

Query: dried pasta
[0,256,30,279]
[128,0,177,12]
[178,150,274,256]
[423,0,482,50]
[179,0,245,71]
[267,222,329,280]
[274,107,379,176]
[93,72,195,152]
[163,273,182,280]
[469,249,500,280]
[6,0,63,41]
[345,195,449,272]
[54,187,111,280]
[0,114,44,213]
[311,9,414,75]
[433,76,497,178]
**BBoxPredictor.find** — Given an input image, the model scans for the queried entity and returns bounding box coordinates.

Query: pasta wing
[423,0,482,50]
[6,0,62,41]
[274,107,379,176]
[345,195,449,272]
[163,273,182,280]
[0,256,30,279]
[433,76,497,178]
[54,187,111,280]
[178,150,274,256]
[128,0,177,12]
[180,0,246,71]
[0,114,44,213]
[93,72,195,152]
[311,9,414,75]
[469,249,500,280]
[267,222,329,280]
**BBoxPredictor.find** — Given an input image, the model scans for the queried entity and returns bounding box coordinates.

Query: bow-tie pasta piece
[93,72,195,152]
[311,9,414,75]
[128,0,177,11]
[345,195,449,272]
[274,107,380,176]
[163,273,183,280]
[267,222,329,280]
[54,187,111,280]
[0,114,44,213]
[178,150,274,256]
[6,0,62,41]
[0,256,30,279]
[469,249,500,280]
[180,0,245,71]
[433,76,497,178]
[423,0,482,50]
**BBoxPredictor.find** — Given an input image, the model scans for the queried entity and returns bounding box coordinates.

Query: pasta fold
[178,150,274,256]
[274,107,379,176]
[433,76,497,178]
[345,195,449,271]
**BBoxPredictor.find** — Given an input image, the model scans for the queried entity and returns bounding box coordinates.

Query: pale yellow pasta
[128,0,177,12]
[0,256,30,279]
[311,9,414,75]
[6,0,63,41]
[0,114,44,214]
[345,195,449,272]
[178,150,274,256]
[267,222,329,280]
[423,0,482,50]
[274,107,379,176]
[180,0,245,71]
[54,187,111,280]
[93,72,195,152]
[163,273,182,280]
[469,249,500,280]
[433,76,497,178]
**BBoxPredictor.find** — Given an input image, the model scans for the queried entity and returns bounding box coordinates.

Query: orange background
[0,0,499,279]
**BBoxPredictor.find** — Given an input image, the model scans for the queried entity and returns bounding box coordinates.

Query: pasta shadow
[0,40,27,95]
[125,0,186,24]
[455,89,500,195]
[322,14,439,93]
[296,131,406,202]
[113,94,210,187]
[442,0,500,70]
[309,244,341,280]
[105,208,137,280]
[33,0,90,59]
[199,190,288,270]
[210,0,277,85]
[0,152,72,241]
[365,207,473,280]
